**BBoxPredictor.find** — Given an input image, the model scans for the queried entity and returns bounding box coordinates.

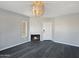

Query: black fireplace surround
[31,34,40,42]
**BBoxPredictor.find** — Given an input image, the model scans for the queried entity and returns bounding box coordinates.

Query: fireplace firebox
[31,34,40,42]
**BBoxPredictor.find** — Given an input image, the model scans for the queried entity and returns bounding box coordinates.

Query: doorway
[42,22,53,40]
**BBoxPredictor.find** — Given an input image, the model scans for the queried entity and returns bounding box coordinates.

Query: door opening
[42,22,53,40]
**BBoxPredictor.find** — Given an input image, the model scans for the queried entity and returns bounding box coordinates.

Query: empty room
[0,1,79,58]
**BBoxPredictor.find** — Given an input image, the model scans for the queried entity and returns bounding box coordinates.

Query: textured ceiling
[0,1,79,17]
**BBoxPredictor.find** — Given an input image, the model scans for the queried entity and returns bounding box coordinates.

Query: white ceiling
[0,1,79,17]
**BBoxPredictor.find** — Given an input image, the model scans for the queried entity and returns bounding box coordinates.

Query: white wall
[1,8,79,51]
[0,8,29,51]
[29,14,79,47]
[29,16,54,41]
[54,13,79,47]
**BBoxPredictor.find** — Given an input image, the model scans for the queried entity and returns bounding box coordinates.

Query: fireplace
[31,34,40,42]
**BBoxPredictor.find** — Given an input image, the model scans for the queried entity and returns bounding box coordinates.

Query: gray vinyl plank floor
[0,40,79,58]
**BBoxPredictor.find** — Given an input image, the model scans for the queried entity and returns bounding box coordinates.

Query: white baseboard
[0,41,29,51]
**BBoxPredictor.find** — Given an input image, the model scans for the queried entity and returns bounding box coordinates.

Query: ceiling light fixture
[32,1,44,16]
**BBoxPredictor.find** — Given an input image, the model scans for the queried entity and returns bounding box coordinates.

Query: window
[20,20,28,38]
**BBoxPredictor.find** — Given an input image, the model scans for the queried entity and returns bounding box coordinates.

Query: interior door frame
[42,22,53,41]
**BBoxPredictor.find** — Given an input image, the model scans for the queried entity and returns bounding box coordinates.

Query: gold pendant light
[32,1,44,16]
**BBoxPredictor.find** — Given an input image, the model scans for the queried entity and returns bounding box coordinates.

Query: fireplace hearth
[31,34,40,42]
